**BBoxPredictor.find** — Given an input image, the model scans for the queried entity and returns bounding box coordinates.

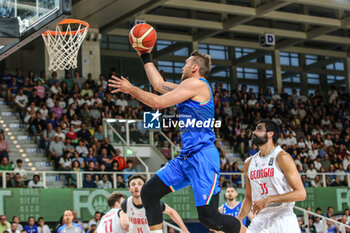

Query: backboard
[0,0,71,61]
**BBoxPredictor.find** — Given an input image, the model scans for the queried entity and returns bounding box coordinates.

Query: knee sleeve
[197,194,241,233]
[140,175,171,226]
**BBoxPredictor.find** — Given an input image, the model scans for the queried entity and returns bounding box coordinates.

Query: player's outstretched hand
[252,197,270,215]
[108,75,133,94]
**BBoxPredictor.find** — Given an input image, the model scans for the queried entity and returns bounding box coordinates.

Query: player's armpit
[269,151,306,203]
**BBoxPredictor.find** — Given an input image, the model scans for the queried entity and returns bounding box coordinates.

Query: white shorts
[247,213,299,233]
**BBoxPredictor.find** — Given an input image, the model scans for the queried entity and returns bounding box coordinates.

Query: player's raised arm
[252,151,306,215]
[163,204,190,233]
[238,157,253,221]
[142,61,179,94]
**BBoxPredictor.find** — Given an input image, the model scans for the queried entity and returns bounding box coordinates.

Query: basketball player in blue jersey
[219,187,254,227]
[108,50,246,233]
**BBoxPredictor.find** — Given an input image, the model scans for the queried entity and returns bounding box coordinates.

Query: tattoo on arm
[162,84,174,92]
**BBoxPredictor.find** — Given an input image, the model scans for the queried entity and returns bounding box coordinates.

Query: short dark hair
[107,193,125,208]
[190,50,212,77]
[16,159,22,164]
[258,119,280,143]
[128,175,146,187]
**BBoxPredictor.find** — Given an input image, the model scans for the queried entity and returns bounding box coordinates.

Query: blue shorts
[156,145,221,207]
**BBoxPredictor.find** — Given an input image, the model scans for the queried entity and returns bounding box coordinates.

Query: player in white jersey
[97,192,127,233]
[238,120,306,233]
[119,175,189,233]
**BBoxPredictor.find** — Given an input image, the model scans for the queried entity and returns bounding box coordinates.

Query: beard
[252,133,268,146]
[227,197,234,201]
[181,69,191,81]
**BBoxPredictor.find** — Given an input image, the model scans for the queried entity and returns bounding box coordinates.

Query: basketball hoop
[42,19,89,71]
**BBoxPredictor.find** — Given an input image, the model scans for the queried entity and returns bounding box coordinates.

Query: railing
[1,171,349,189]
[103,119,150,180]
[1,171,154,189]
[103,118,177,161]
[163,221,183,233]
[294,206,350,233]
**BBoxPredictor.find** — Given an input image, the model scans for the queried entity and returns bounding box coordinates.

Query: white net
[42,20,89,71]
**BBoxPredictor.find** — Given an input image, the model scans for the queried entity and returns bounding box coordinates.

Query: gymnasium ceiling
[71,0,350,64]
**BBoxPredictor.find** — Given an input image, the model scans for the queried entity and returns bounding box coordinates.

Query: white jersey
[97,208,125,233]
[125,197,150,233]
[248,145,295,219]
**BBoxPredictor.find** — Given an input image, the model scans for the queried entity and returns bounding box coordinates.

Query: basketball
[129,23,157,53]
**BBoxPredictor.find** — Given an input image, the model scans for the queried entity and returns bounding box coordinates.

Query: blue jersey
[222,202,247,226]
[176,78,215,155]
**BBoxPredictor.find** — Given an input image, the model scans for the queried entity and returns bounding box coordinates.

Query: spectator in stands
[123,160,136,183]
[7,76,21,102]
[93,125,105,142]
[34,80,45,100]
[7,222,20,233]
[47,112,59,129]
[99,138,114,156]
[90,102,101,128]
[75,140,88,157]
[306,163,317,182]
[50,81,61,96]
[76,123,91,143]
[23,217,38,233]
[324,207,334,218]
[343,209,350,225]
[51,100,64,120]
[11,217,22,232]
[14,89,28,122]
[88,212,101,230]
[0,133,10,160]
[65,126,77,143]
[8,173,25,188]
[326,220,338,233]
[0,157,14,185]
[42,123,55,155]
[313,216,323,233]
[83,174,96,188]
[314,156,322,172]
[112,149,126,171]
[71,151,84,168]
[49,136,65,169]
[0,215,10,233]
[116,93,128,111]
[59,151,72,171]
[28,175,43,188]
[29,111,46,143]
[36,217,50,233]
[84,148,98,168]
[97,174,112,189]
[98,148,113,170]
[117,175,126,188]
[70,114,82,130]
[301,175,310,187]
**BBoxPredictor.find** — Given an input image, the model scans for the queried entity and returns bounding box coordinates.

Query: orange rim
[42,19,89,36]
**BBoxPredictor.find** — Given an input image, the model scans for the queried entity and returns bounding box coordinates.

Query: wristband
[140,53,152,65]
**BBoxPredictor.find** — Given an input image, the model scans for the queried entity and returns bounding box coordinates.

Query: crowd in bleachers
[212,83,350,188]
[0,68,350,189]
[0,68,140,187]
